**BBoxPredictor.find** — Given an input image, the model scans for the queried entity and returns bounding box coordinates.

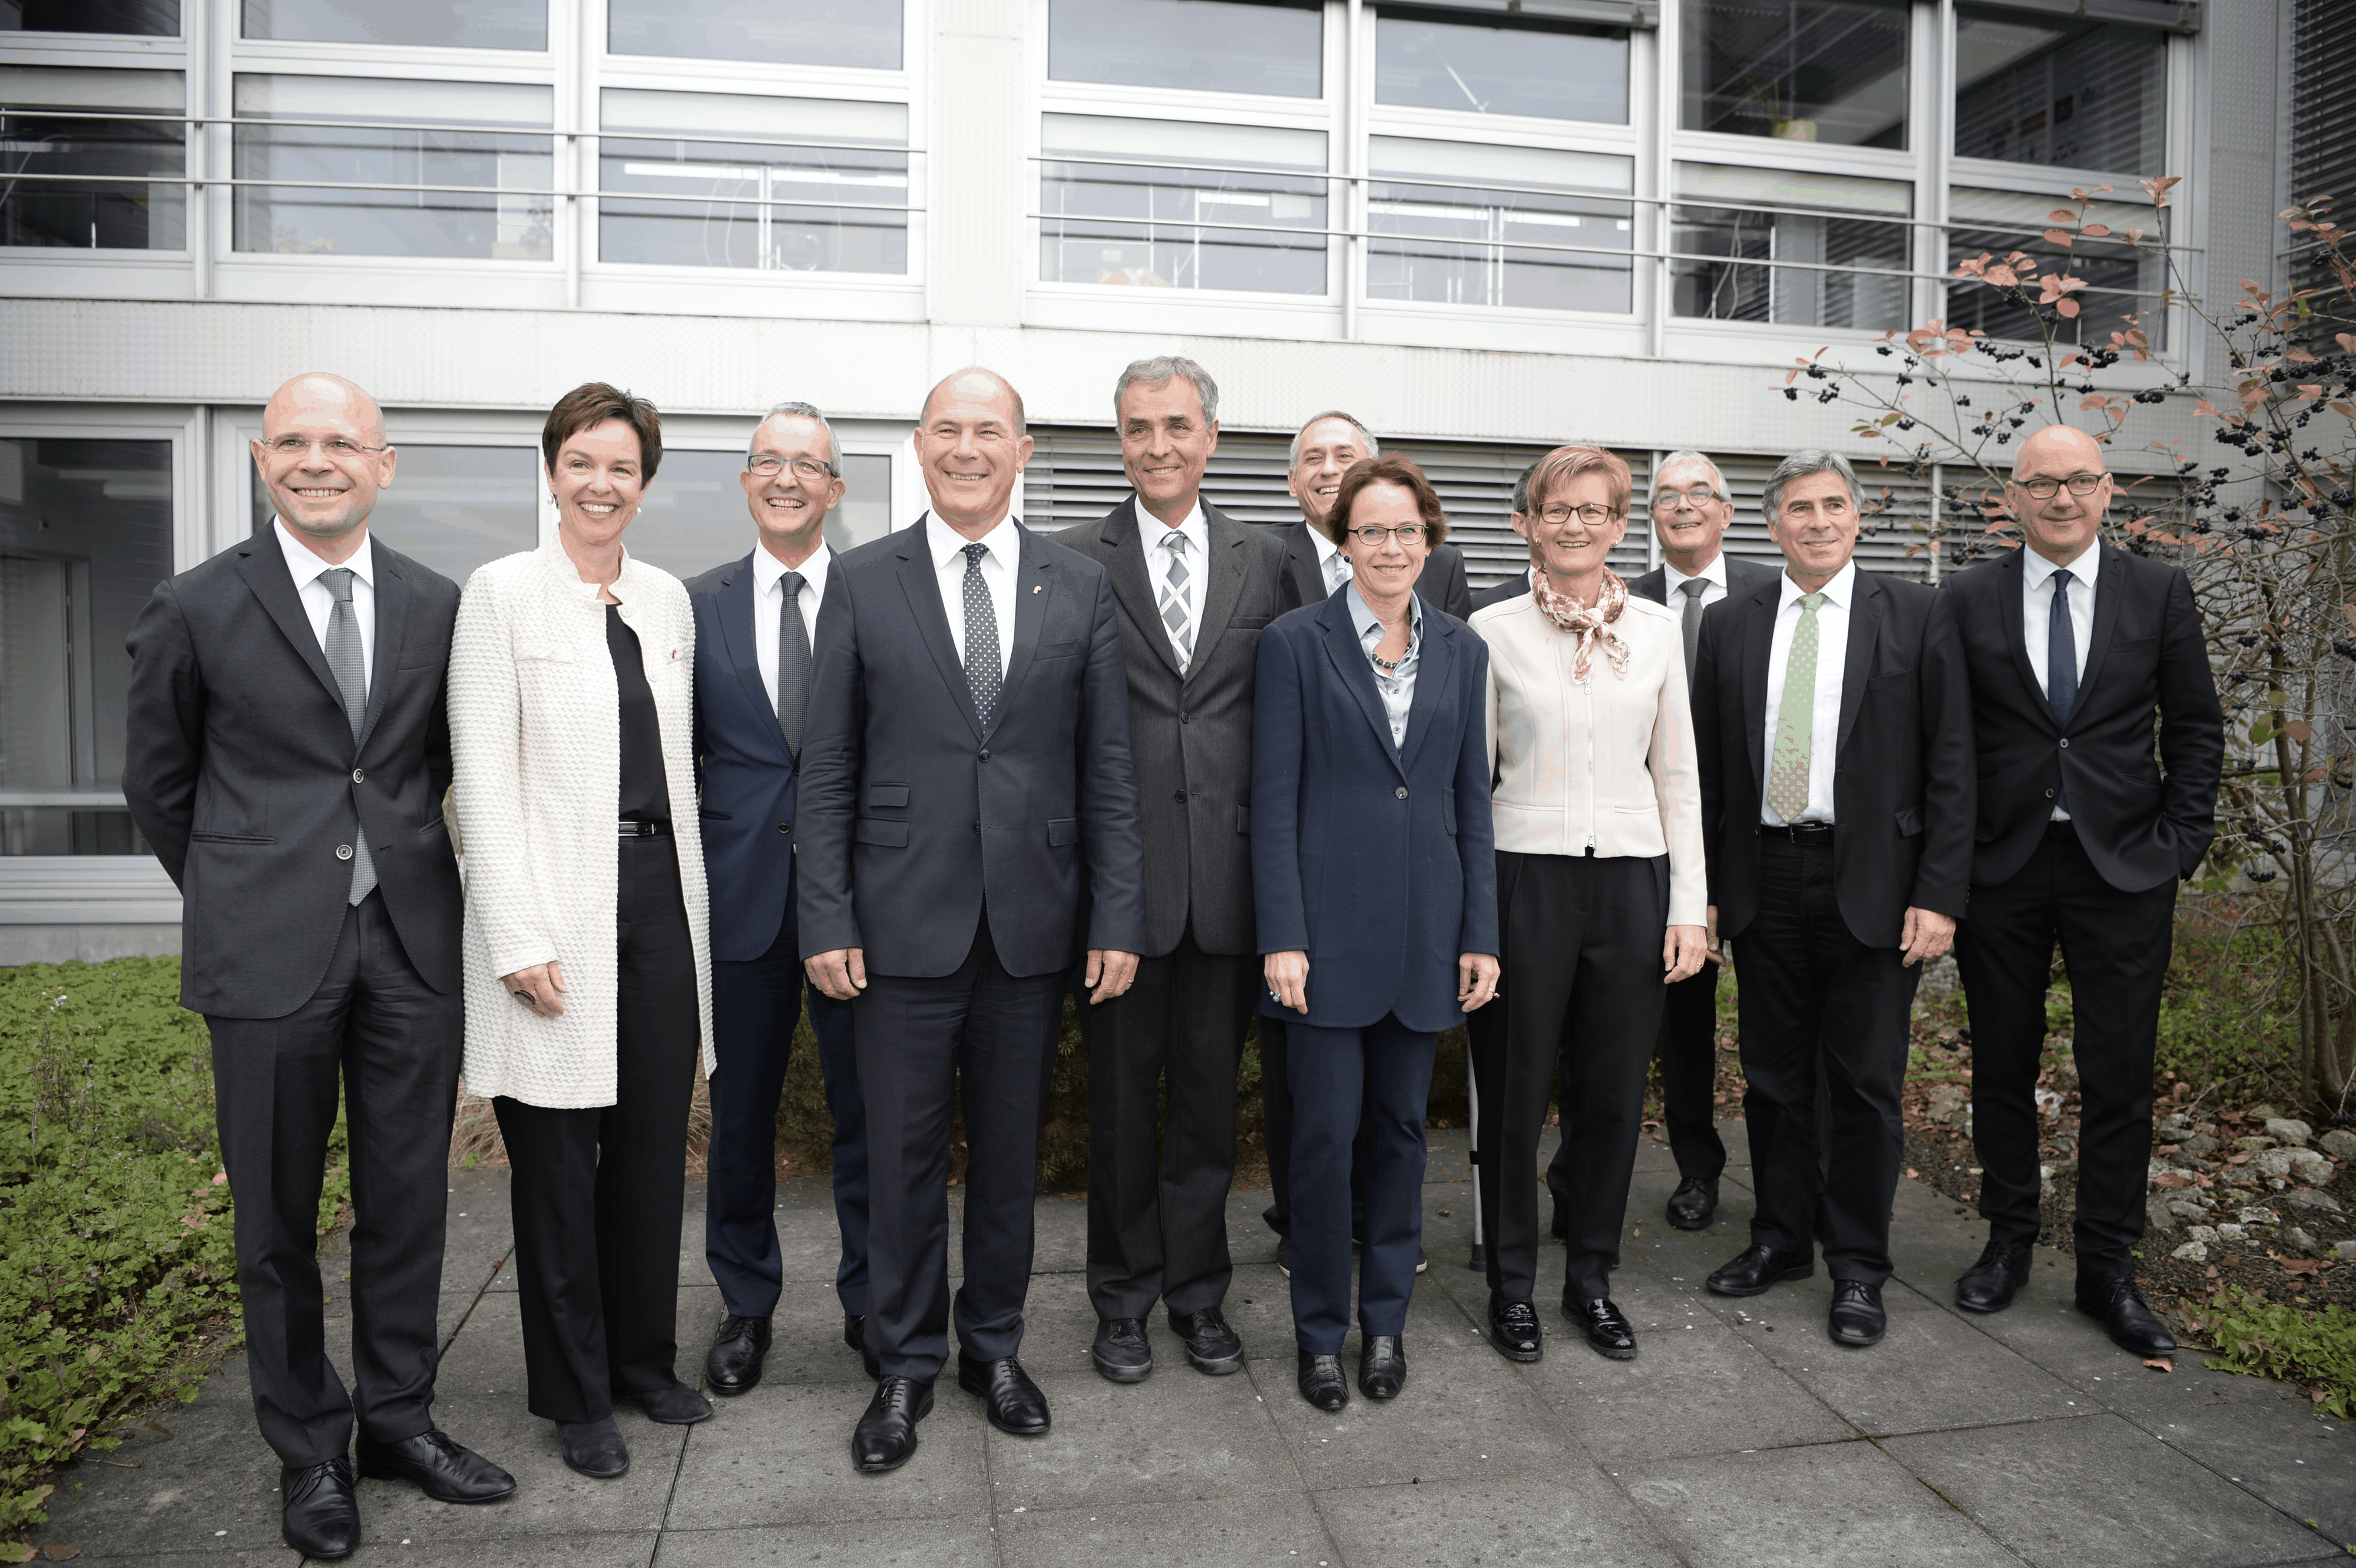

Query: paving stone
[1001,1492,1336,1567]
[651,1516,997,1566]
[30,1381,288,1560]
[328,1532,657,1566]
[980,1364,1295,1514]
[1316,1468,1681,1567]
[1622,1439,2019,1568]
[2126,1398,2356,1548]
[353,1395,686,1545]
[1524,1314,1853,1463]
[663,1377,990,1530]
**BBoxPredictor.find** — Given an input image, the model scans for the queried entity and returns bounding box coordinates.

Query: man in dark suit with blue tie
[799,366,1147,1472]
[688,403,870,1397]
[1943,424,2222,1357]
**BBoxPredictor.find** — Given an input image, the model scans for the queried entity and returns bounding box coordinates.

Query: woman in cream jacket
[1466,444,1708,1367]
[450,383,713,1481]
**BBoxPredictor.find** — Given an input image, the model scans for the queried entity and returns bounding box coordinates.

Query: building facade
[0,0,2299,962]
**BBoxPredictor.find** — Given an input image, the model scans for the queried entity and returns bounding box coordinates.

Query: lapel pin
[1032,585,1045,594]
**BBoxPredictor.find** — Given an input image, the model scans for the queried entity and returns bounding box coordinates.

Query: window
[598,90,909,274]
[231,75,554,260]
[1672,163,1911,331]
[609,0,902,71]
[240,0,547,51]
[622,450,894,577]
[1953,6,2164,173]
[1040,114,1327,294]
[1367,138,1633,313]
[1680,0,1909,148]
[0,67,186,252]
[1374,12,1626,124]
[2,1,177,34]
[0,437,171,856]
[250,445,539,587]
[1047,0,1321,98]
[1944,185,2164,349]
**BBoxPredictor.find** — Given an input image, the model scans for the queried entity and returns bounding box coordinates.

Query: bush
[2192,1286,2356,1420]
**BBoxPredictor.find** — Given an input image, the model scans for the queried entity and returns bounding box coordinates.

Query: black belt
[1760,821,1834,845]
[619,819,670,838]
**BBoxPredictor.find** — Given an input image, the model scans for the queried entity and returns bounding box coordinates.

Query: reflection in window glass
[1048,0,1320,99]
[608,0,900,71]
[1367,138,1632,313]
[599,91,908,274]
[1953,8,2163,173]
[1681,0,1908,149]
[1375,15,1626,124]
[1672,164,1911,331]
[232,75,554,261]
[1041,114,1327,295]
[1945,186,2165,350]
[2,1,177,34]
[251,445,538,587]
[0,68,186,251]
[241,0,544,50]
[0,438,172,855]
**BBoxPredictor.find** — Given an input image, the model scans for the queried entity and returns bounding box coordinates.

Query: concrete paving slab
[29,1390,289,1560]
[980,1365,1296,1514]
[1313,1468,1683,1568]
[327,1531,659,1566]
[663,1377,991,1530]
[683,1279,875,1388]
[650,1516,998,1566]
[352,1395,686,1545]
[1524,1317,1854,1463]
[1000,1491,1337,1568]
[2129,1399,2356,1550]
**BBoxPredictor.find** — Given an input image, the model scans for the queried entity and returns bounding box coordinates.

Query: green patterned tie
[1767,592,1826,822]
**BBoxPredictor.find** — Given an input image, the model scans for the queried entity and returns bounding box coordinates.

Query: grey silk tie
[1678,576,1709,681]
[962,542,1002,726]
[1323,548,1352,595]
[775,570,810,752]
[1159,531,1194,671]
[317,567,376,905]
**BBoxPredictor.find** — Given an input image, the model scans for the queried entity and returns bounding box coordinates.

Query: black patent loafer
[2075,1275,2176,1358]
[1666,1176,1719,1231]
[355,1428,514,1503]
[1566,1295,1637,1360]
[1828,1281,1887,1348]
[1488,1296,1543,1363]
[280,1457,359,1559]
[957,1353,1051,1436]
[1296,1350,1349,1411]
[1092,1316,1153,1383]
[1357,1335,1407,1400]
[557,1417,630,1480]
[1169,1306,1244,1375]
[1706,1243,1815,1297]
[845,1313,881,1380]
[633,1380,714,1425]
[1956,1240,2034,1314]
[706,1312,772,1395]
[852,1376,933,1473]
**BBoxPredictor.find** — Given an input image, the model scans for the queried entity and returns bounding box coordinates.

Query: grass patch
[2188,1286,2356,1419]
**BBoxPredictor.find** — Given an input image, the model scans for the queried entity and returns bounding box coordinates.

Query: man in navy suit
[800,366,1147,1472]
[688,403,869,1398]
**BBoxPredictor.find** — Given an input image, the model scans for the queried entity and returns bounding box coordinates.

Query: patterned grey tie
[775,570,810,752]
[317,567,376,905]
[1679,577,1709,682]
[1159,531,1194,672]
[961,542,1002,726]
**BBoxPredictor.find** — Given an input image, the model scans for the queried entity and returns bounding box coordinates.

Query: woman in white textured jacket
[1465,444,1708,1368]
[449,383,714,1481]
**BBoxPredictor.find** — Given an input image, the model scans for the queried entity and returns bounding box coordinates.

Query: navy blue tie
[2048,567,2077,813]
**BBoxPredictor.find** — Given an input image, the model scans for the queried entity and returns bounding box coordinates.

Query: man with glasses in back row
[689,403,873,1400]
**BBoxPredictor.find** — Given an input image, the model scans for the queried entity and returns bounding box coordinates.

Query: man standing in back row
[1061,356,1289,1385]
[1944,424,2221,1357]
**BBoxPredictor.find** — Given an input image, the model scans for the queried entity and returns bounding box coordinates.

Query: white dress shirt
[752,538,832,711]
[2022,542,2097,821]
[1759,560,1856,825]
[927,510,1017,678]
[1662,551,1730,611]
[274,518,375,688]
[1142,498,1208,658]
[1346,582,1421,748]
[1310,524,1351,593]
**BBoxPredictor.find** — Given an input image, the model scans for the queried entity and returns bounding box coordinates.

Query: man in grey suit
[124,373,511,1560]
[1627,450,1781,1232]
[1060,356,1287,1384]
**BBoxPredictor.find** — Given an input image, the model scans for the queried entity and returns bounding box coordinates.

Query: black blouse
[607,605,670,823]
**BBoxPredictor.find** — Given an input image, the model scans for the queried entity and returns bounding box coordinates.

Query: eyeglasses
[2011,472,2107,499]
[1347,524,1425,546]
[262,435,386,459]
[1539,504,1622,526]
[747,454,838,480]
[1651,485,1723,508]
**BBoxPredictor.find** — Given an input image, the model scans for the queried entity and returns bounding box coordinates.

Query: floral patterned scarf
[1534,568,1632,682]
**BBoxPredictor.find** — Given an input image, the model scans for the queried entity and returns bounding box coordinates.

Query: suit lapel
[1101,499,1184,680]
[356,541,402,753]
[1286,521,1326,607]
[1397,607,1454,773]
[1190,504,1250,684]
[984,524,1053,740]
[236,540,346,716]
[1835,569,1882,755]
[2070,545,2126,730]
[1319,596,1408,780]
[1629,567,1667,606]
[894,516,985,741]
[717,554,788,758]
[1740,580,1775,801]
[1995,548,2052,729]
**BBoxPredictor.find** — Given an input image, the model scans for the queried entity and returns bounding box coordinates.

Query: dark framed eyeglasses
[1347,524,1426,547]
[747,454,838,480]
[1539,503,1622,526]
[2013,473,2106,499]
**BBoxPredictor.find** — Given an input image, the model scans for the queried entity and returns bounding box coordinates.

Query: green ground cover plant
[2190,1286,2356,1419]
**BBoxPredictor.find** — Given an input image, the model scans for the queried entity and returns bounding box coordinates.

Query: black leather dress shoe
[958,1353,1051,1436]
[706,1313,772,1395]
[557,1418,630,1480]
[1828,1281,1887,1347]
[1706,1243,1814,1297]
[1955,1240,2034,1314]
[1566,1295,1636,1360]
[356,1428,515,1503]
[1358,1335,1407,1399]
[1296,1350,1349,1411]
[1666,1176,1718,1231]
[633,1380,714,1425]
[1488,1296,1543,1363]
[852,1377,932,1473]
[845,1313,881,1380]
[280,1457,359,1559]
[1092,1316,1153,1382]
[1170,1306,1245,1374]
[2075,1274,2176,1357]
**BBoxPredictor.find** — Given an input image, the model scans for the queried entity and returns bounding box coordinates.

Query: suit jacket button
[2044,788,2057,799]
[2059,738,2070,749]
[778,823,790,834]
[1395,786,1408,800]
[980,748,991,762]
[1175,789,1187,802]
[336,844,354,860]
[351,768,365,783]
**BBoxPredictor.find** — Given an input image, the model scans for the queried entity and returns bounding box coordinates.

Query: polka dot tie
[962,542,1002,727]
